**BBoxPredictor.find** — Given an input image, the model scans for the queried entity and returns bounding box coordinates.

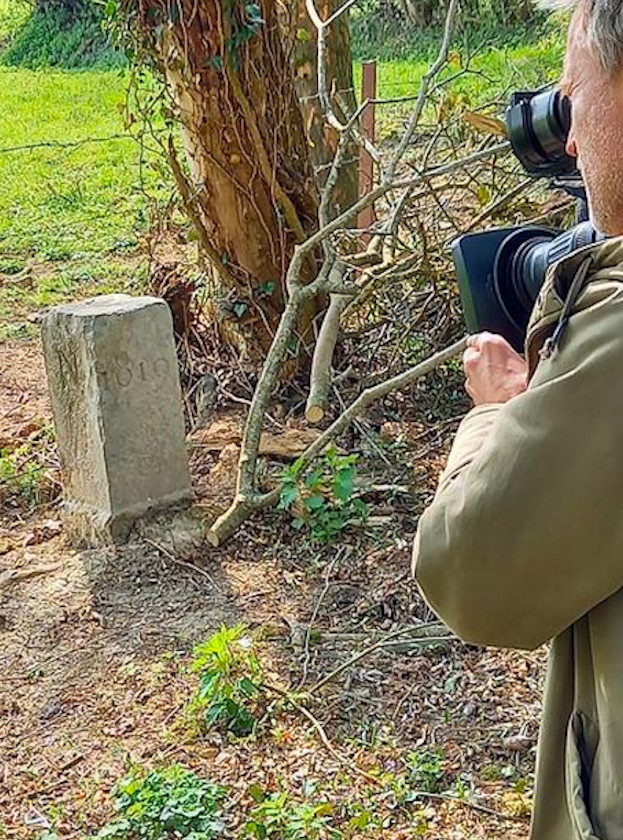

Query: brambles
[279,448,368,544]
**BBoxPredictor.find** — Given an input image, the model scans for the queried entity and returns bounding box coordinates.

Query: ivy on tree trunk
[126,0,324,359]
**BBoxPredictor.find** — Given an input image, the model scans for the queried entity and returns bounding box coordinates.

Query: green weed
[346,803,382,833]
[405,748,446,794]
[246,791,339,840]
[95,765,225,840]
[480,763,520,783]
[279,447,368,544]
[0,433,55,508]
[185,625,265,738]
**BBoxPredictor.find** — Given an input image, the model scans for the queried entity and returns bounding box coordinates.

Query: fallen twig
[309,621,449,696]
[406,789,529,822]
[0,564,61,590]
[208,336,467,545]
[267,682,382,786]
[144,538,219,591]
[295,546,349,691]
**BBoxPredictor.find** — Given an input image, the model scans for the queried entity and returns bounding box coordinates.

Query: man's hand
[463,332,528,406]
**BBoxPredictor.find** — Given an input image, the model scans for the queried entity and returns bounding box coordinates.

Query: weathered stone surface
[42,294,191,544]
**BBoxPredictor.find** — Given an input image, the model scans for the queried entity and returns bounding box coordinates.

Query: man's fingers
[463,347,480,370]
[467,331,499,347]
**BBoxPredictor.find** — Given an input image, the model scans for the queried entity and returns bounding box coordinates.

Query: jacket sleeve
[414,284,623,650]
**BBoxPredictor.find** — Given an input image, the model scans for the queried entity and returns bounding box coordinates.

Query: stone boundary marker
[42,294,192,544]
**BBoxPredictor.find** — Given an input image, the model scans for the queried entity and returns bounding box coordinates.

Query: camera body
[453,88,603,348]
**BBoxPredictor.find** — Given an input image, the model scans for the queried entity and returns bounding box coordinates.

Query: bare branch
[324,0,360,27]
[206,2,505,546]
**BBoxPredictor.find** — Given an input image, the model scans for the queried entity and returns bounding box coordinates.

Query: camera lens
[506,89,575,176]
[493,222,602,335]
[530,90,571,160]
[493,227,559,333]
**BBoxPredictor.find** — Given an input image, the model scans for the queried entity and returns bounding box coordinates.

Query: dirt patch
[0,339,51,442]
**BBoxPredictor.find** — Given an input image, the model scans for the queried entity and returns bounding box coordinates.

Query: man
[413,2,623,838]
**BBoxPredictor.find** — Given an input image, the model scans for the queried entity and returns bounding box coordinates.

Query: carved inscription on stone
[97,354,171,389]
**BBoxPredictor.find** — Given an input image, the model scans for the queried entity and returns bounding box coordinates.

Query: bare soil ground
[0,336,545,840]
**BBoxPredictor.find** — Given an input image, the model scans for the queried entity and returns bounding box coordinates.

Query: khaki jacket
[414,237,623,839]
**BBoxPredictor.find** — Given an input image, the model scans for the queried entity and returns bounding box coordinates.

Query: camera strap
[540,255,594,361]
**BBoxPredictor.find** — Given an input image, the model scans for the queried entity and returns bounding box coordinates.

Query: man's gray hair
[541,0,623,73]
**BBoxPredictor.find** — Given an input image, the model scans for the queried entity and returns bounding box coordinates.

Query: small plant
[411,806,435,837]
[279,448,368,544]
[246,791,339,840]
[186,625,265,738]
[406,749,446,794]
[346,803,382,832]
[0,436,54,509]
[95,765,225,840]
[451,773,475,801]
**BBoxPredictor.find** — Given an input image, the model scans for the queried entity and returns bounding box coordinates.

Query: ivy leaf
[305,494,325,512]
[238,677,257,697]
[305,469,322,490]
[333,466,355,502]
[249,784,266,803]
[279,484,298,510]
[245,3,264,25]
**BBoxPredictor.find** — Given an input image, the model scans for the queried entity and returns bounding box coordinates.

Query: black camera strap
[540,255,594,360]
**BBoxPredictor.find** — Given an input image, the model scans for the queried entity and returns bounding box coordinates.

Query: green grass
[0,68,153,257]
[0,67,168,337]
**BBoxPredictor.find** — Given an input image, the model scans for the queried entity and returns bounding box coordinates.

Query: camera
[452,88,604,351]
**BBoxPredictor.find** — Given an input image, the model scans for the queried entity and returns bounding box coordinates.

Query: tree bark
[130,0,322,359]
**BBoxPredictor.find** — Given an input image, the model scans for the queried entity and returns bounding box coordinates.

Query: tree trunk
[292,0,359,218]
[131,0,321,360]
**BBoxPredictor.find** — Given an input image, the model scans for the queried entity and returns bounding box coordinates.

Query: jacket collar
[550,236,623,294]
[525,236,623,371]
